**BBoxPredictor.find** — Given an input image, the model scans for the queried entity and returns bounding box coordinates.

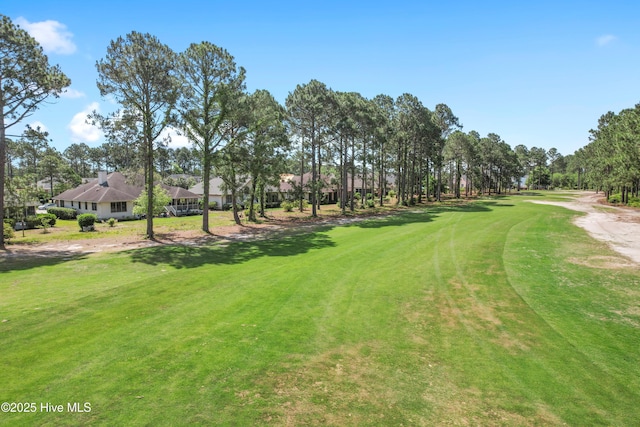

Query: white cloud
[15,17,76,55]
[68,102,102,142]
[596,34,617,47]
[161,127,191,149]
[60,88,85,99]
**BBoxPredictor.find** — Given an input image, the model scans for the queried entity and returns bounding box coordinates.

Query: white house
[54,171,201,220]
[54,171,141,220]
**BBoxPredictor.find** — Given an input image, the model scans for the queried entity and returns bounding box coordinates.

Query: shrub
[78,213,98,231]
[38,213,57,227]
[388,190,396,198]
[4,217,16,228]
[608,193,622,204]
[628,196,640,208]
[281,200,295,212]
[244,204,260,218]
[48,207,77,220]
[107,218,118,227]
[367,200,375,208]
[24,216,42,229]
[3,221,14,242]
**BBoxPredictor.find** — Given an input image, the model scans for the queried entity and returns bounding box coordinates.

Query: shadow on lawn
[128,200,512,268]
[128,228,336,269]
[0,250,89,273]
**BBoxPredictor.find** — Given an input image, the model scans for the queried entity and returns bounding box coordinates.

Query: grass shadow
[128,229,336,269]
[0,250,90,273]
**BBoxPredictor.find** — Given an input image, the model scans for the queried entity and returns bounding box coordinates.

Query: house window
[71,201,74,207]
[60,201,65,207]
[225,195,233,204]
[85,202,88,210]
[110,202,127,213]
[92,203,97,211]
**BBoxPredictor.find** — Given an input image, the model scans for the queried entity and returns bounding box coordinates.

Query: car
[38,202,57,210]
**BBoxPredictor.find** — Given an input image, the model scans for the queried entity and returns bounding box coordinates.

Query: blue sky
[5,0,640,157]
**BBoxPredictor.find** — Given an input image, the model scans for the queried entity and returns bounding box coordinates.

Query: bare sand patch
[529,192,640,265]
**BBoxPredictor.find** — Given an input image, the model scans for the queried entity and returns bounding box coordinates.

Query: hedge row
[47,207,77,220]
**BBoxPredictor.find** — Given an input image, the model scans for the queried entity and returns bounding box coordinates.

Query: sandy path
[529,192,640,265]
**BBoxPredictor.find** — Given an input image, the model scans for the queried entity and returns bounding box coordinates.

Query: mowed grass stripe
[1,197,639,425]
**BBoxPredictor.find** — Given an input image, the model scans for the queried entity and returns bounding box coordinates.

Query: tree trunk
[145,129,154,239]
[0,113,6,250]
[202,154,211,233]
[299,139,304,213]
[231,187,241,225]
[311,123,317,217]
[248,177,257,221]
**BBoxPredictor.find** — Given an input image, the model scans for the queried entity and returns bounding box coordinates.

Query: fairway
[1,196,639,426]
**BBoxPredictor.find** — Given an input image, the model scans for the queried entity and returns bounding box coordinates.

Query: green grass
[7,212,236,244]
[1,195,639,425]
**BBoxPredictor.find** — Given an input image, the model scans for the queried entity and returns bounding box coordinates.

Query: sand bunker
[529,192,640,265]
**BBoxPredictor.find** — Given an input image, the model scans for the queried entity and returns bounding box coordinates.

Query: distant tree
[529,147,548,189]
[242,89,289,221]
[16,125,49,186]
[0,14,70,249]
[286,80,333,217]
[96,31,180,239]
[513,144,529,190]
[163,175,196,190]
[40,147,65,198]
[432,104,462,201]
[63,143,92,177]
[445,130,471,198]
[177,41,245,232]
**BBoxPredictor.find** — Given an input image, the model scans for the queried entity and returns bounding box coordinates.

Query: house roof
[278,172,336,192]
[189,176,250,196]
[160,184,199,199]
[54,172,142,203]
[54,171,203,204]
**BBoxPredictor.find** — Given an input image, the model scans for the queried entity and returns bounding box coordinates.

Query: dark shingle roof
[54,172,142,203]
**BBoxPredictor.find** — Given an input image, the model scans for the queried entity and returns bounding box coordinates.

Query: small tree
[133,185,172,217]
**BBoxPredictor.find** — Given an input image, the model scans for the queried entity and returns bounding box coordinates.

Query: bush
[3,221,14,242]
[281,200,295,212]
[388,190,396,198]
[4,217,16,228]
[608,193,622,204]
[38,213,57,227]
[107,218,118,227]
[367,200,375,208]
[48,207,77,220]
[78,213,98,231]
[628,196,640,208]
[244,204,260,218]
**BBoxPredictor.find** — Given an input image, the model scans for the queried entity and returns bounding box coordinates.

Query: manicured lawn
[1,195,638,425]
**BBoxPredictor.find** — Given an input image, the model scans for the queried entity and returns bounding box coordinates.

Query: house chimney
[98,171,108,185]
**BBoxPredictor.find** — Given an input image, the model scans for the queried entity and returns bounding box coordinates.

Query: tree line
[2,15,583,247]
[578,104,640,205]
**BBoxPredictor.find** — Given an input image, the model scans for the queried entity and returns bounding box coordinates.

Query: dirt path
[529,192,640,265]
[1,213,372,259]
